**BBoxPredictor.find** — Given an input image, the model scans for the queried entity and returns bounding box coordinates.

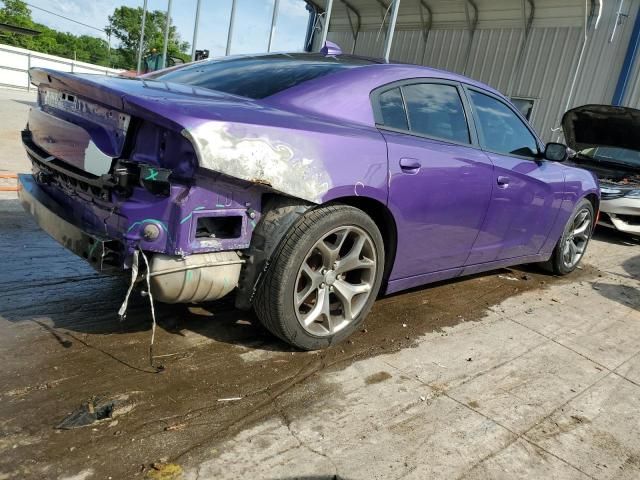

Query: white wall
[0,44,122,90]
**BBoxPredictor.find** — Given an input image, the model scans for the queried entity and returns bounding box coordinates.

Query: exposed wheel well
[585,193,600,217]
[326,196,397,290]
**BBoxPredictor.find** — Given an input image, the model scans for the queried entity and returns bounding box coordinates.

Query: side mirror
[544,142,568,162]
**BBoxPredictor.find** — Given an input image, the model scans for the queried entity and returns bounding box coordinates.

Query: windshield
[147,53,376,99]
[577,146,640,169]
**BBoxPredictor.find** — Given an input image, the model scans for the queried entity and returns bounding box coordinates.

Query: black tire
[254,204,385,350]
[542,198,594,275]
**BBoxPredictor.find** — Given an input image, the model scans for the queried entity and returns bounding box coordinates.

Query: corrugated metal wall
[326,0,640,142]
[623,3,640,108]
[625,49,640,108]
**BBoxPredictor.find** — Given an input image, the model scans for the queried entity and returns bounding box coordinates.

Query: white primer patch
[183,123,331,203]
[83,140,113,176]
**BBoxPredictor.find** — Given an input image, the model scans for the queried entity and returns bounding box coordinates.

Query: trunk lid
[28,68,255,176]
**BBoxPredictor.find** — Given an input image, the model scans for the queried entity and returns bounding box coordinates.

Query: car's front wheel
[544,198,595,275]
[254,204,384,350]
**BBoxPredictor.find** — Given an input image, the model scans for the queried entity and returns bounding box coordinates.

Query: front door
[464,88,565,264]
[374,81,494,279]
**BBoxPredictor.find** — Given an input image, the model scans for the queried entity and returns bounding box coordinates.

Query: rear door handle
[400,158,421,174]
[497,175,510,187]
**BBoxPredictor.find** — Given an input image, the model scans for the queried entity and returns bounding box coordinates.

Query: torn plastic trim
[181,122,331,204]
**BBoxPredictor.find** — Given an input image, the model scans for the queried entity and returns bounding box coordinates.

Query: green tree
[0,0,111,66]
[0,0,37,48]
[106,6,189,70]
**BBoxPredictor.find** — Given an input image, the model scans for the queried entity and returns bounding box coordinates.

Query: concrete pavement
[188,230,640,480]
[0,86,639,479]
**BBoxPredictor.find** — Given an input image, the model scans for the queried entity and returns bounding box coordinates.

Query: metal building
[304,0,640,142]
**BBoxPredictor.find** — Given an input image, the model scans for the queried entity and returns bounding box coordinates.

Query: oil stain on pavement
[0,199,598,479]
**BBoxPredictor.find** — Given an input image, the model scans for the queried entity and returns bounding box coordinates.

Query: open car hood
[562,104,640,152]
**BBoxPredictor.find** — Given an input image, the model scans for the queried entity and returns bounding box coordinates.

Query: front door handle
[497,175,510,187]
[400,158,421,174]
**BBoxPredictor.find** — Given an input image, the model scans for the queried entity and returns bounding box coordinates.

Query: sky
[25,0,311,57]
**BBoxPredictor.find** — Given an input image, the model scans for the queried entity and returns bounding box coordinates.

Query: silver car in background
[563,105,640,235]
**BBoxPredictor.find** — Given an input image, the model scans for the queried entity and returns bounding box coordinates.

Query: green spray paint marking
[180,206,206,225]
[185,270,194,282]
[145,168,159,181]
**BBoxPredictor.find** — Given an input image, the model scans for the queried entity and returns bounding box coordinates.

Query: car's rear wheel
[544,198,594,275]
[254,204,384,350]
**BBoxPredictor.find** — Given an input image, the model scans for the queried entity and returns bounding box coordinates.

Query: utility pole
[226,0,238,56]
[136,0,148,74]
[191,0,202,61]
[161,0,173,69]
[267,0,280,52]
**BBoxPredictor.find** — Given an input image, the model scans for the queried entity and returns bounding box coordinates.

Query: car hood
[562,104,640,152]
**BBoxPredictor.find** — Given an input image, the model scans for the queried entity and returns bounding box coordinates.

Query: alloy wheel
[294,226,377,336]
[562,208,592,269]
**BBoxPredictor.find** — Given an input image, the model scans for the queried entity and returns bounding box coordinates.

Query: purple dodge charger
[18,52,599,349]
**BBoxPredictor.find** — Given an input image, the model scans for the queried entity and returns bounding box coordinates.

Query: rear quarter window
[378,88,409,130]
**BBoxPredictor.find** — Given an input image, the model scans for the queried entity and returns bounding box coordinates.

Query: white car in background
[563,105,640,235]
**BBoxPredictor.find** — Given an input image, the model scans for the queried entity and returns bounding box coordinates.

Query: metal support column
[462,0,478,74]
[341,0,361,54]
[319,0,334,48]
[226,0,238,56]
[613,1,640,104]
[383,0,400,62]
[136,0,148,74]
[419,1,432,66]
[191,0,202,61]
[267,0,281,52]
[161,0,173,69]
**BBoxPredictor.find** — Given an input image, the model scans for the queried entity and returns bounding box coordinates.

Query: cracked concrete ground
[1,88,640,479]
[187,232,640,480]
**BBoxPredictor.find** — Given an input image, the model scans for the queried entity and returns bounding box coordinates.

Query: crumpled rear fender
[182,119,389,205]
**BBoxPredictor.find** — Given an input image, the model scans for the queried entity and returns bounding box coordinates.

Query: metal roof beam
[383,0,400,62]
[462,0,478,74]
[341,0,362,53]
[507,0,535,96]
[267,0,280,52]
[319,0,334,48]
[418,1,433,65]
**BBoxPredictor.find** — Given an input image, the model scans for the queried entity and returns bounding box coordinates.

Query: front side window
[402,83,470,144]
[470,90,538,157]
[378,87,409,130]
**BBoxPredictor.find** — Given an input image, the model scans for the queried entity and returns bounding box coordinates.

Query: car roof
[152,51,506,127]
[262,55,504,127]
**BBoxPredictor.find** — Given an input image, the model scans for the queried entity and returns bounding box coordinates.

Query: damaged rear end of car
[19,67,312,305]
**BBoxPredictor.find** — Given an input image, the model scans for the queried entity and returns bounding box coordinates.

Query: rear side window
[149,54,376,99]
[402,84,470,144]
[378,88,408,130]
[469,90,538,157]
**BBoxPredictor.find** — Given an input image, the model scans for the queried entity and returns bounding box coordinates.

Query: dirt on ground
[0,199,600,479]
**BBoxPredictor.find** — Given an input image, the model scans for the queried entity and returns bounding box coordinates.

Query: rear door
[464,87,565,264]
[374,80,494,279]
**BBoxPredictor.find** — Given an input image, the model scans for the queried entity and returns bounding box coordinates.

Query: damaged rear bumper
[18,173,246,303]
[17,174,123,273]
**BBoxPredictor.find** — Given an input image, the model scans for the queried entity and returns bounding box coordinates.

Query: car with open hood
[563,104,640,235]
[17,51,599,350]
